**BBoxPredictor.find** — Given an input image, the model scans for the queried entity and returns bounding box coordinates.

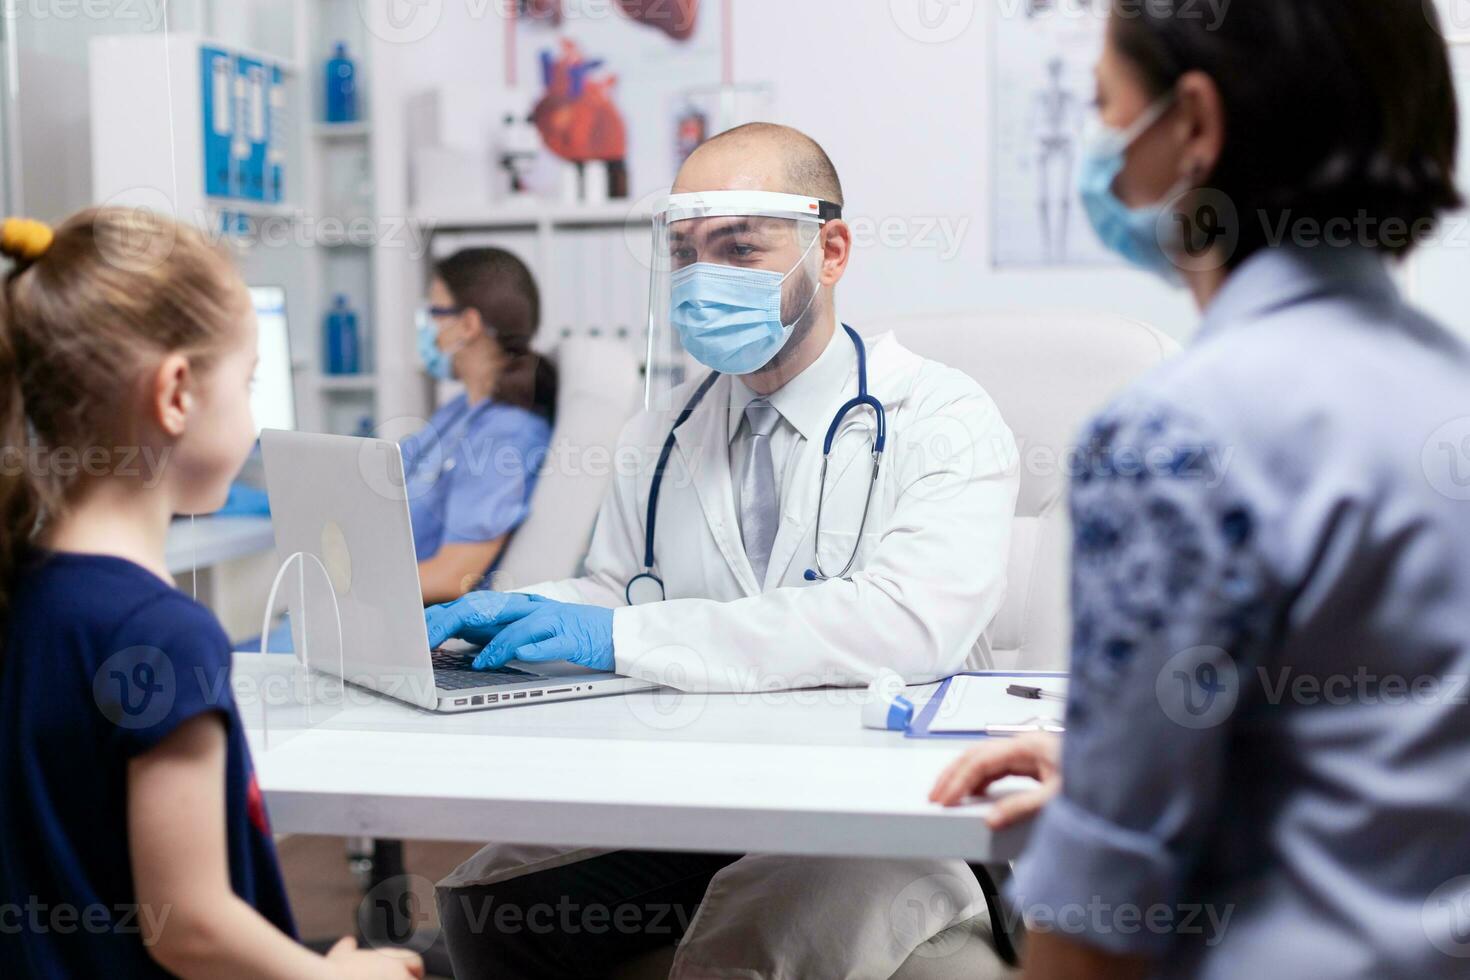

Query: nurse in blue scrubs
[931,2,1470,978]
[402,248,555,603]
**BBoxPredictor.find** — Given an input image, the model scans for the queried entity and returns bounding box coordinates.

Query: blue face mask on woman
[416,309,460,381]
[1078,95,1189,282]
[671,233,822,375]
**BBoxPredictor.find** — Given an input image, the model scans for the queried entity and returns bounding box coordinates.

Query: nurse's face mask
[416,306,468,381]
[646,191,841,402]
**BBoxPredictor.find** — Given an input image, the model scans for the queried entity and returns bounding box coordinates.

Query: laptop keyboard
[430,651,545,690]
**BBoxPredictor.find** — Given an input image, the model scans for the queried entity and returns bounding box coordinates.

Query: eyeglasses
[425,305,465,319]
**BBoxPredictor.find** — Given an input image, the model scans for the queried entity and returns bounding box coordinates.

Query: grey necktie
[739,399,782,584]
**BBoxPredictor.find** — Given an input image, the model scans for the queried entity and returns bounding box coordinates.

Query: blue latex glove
[424,592,552,650]
[472,601,614,672]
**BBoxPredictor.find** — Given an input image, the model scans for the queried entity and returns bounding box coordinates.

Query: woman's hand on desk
[928,732,1062,830]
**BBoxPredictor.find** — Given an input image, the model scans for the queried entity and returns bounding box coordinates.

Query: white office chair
[867,310,1181,671]
[488,336,645,590]
[617,309,1179,980]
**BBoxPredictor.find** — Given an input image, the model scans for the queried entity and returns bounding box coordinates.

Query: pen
[1007,684,1065,703]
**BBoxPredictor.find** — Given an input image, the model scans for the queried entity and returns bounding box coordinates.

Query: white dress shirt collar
[727,325,856,444]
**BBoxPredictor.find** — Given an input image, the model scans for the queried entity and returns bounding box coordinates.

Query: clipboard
[905,670,1070,739]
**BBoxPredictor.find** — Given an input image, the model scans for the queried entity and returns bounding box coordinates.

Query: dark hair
[0,208,242,641]
[434,247,557,422]
[1112,0,1462,263]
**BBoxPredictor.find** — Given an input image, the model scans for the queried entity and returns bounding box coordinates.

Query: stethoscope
[624,324,887,605]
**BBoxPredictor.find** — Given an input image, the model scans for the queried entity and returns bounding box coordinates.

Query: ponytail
[0,218,56,644]
[494,350,559,423]
[529,355,557,423]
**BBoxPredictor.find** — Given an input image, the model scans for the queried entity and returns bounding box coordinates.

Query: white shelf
[311,373,377,393]
[205,198,301,219]
[410,201,656,231]
[313,121,372,140]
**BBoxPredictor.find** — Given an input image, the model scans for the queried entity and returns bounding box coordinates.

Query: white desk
[236,654,1032,864]
[165,515,275,574]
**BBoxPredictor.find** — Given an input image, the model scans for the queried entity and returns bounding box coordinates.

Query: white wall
[364,0,1197,342]
[363,0,1470,427]
[729,0,1198,340]
[361,0,1199,424]
[5,1,200,221]
[17,0,1463,428]
[0,1,313,222]
[1410,42,1470,340]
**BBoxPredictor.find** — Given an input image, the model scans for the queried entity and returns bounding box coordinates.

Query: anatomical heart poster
[514,0,725,200]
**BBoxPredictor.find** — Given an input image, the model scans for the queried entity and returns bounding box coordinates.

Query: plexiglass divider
[251,551,347,749]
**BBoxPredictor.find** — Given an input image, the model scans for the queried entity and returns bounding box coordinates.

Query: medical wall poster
[671,83,775,174]
[512,0,725,200]
[990,0,1119,268]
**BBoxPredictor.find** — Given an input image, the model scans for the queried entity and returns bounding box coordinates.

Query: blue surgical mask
[416,310,457,381]
[671,233,822,375]
[1078,96,1188,282]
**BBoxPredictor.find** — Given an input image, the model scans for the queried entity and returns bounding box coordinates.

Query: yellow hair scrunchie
[1,218,55,263]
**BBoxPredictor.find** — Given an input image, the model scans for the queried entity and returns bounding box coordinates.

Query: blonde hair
[0,207,244,630]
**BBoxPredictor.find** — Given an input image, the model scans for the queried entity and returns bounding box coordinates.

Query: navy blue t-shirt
[0,553,296,977]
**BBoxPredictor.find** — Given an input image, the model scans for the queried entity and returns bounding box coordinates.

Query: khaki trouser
[437,843,1015,979]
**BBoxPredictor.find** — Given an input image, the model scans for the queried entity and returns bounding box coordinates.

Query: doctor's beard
[755,267,826,380]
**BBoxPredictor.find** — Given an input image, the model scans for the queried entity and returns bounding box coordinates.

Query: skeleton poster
[990,0,1118,268]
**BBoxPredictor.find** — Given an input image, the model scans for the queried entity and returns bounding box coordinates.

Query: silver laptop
[260,429,658,713]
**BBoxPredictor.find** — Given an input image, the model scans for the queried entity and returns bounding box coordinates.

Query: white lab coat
[441,331,1021,979]
[531,330,1020,692]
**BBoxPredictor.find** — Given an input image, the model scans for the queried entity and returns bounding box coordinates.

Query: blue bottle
[324,295,361,375]
[323,296,344,375]
[341,300,361,374]
[325,43,358,123]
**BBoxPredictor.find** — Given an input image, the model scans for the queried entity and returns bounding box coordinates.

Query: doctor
[429,124,1021,978]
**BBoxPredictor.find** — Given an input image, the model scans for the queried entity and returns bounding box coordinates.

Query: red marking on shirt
[246,772,271,836]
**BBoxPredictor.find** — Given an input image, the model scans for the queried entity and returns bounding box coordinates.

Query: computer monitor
[249,286,297,435]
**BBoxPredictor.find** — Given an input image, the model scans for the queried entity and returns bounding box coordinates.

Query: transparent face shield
[644,191,841,411]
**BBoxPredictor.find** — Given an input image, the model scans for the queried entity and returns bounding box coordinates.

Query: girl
[0,209,422,979]
[405,247,556,603]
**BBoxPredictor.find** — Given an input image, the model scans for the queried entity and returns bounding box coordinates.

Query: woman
[402,248,556,604]
[932,2,1469,978]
